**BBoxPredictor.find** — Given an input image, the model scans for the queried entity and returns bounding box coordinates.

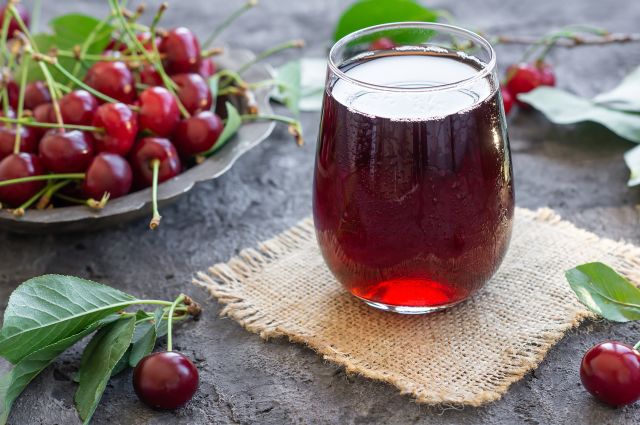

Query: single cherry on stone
[83,152,132,200]
[23,81,51,111]
[173,111,223,157]
[59,90,98,126]
[0,125,38,160]
[138,87,180,137]
[580,341,640,407]
[159,27,202,74]
[84,61,136,104]
[172,73,212,115]
[128,137,181,188]
[39,130,94,173]
[0,153,44,207]
[92,102,138,156]
[133,351,199,410]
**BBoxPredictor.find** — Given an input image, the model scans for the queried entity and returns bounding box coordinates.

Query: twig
[493,33,640,47]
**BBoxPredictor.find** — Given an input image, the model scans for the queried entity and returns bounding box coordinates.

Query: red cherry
[39,130,94,173]
[370,37,396,50]
[0,125,38,160]
[172,73,212,115]
[128,137,181,188]
[173,111,223,157]
[83,152,132,200]
[133,351,199,410]
[505,63,542,98]
[580,341,640,407]
[84,61,136,104]
[92,102,138,156]
[159,27,202,74]
[104,38,128,53]
[139,63,163,86]
[0,3,29,40]
[0,153,44,207]
[31,102,55,139]
[0,73,18,110]
[59,90,98,126]
[138,87,179,137]
[197,58,217,79]
[537,62,556,87]
[501,85,514,115]
[137,32,159,51]
[23,81,51,111]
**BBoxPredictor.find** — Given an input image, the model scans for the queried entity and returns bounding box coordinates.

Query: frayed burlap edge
[193,207,640,406]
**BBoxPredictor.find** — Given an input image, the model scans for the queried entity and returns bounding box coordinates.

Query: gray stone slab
[2,0,640,423]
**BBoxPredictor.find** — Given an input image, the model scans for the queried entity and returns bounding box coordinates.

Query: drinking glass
[313,22,514,314]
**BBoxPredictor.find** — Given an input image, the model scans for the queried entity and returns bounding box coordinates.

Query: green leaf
[274,60,301,116]
[49,14,112,46]
[154,307,168,338]
[624,145,640,187]
[593,66,640,112]
[128,319,156,368]
[75,317,135,424]
[334,0,438,42]
[208,74,220,107]
[0,317,116,425]
[0,275,136,364]
[205,102,242,156]
[518,87,640,143]
[565,262,640,322]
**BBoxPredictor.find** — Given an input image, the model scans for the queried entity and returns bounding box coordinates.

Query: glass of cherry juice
[313,23,514,314]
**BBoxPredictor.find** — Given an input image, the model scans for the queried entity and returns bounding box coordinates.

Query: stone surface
[2,0,640,424]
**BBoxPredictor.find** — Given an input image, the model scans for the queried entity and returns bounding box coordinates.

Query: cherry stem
[57,49,154,63]
[36,179,70,209]
[0,116,104,132]
[240,113,304,146]
[0,4,12,65]
[236,39,305,75]
[14,180,51,213]
[30,0,41,32]
[13,54,30,154]
[215,69,248,90]
[149,158,162,230]
[54,192,110,210]
[166,294,185,352]
[202,0,258,49]
[68,15,114,84]
[0,173,85,188]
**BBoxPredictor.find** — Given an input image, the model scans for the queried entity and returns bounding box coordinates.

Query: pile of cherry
[0,2,240,228]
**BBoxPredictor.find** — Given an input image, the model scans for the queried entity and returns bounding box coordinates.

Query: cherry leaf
[593,66,640,112]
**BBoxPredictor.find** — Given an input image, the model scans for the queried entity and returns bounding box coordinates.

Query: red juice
[313,51,514,312]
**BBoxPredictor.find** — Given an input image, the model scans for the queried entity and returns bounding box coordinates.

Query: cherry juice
[313,50,514,311]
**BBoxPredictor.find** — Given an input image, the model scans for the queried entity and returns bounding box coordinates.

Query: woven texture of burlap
[194,207,640,406]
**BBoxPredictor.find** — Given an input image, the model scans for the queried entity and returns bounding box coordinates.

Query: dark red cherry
[537,62,556,87]
[580,341,640,407]
[172,73,212,114]
[23,81,51,110]
[133,351,198,410]
[84,61,136,104]
[59,90,98,126]
[370,37,396,50]
[0,73,18,109]
[92,102,138,156]
[138,87,179,137]
[83,152,132,200]
[128,137,181,188]
[0,153,44,207]
[501,85,514,115]
[0,125,38,160]
[139,63,163,86]
[31,102,55,139]
[137,31,159,51]
[159,27,201,74]
[39,130,94,173]
[198,58,216,79]
[173,111,223,157]
[0,3,29,40]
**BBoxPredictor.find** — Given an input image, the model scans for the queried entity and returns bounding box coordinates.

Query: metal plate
[0,48,276,233]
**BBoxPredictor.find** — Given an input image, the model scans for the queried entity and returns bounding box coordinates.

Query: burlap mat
[194,207,640,406]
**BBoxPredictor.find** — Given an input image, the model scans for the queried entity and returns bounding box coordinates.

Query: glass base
[355,295,465,315]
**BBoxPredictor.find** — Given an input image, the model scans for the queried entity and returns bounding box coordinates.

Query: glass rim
[328,22,497,93]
